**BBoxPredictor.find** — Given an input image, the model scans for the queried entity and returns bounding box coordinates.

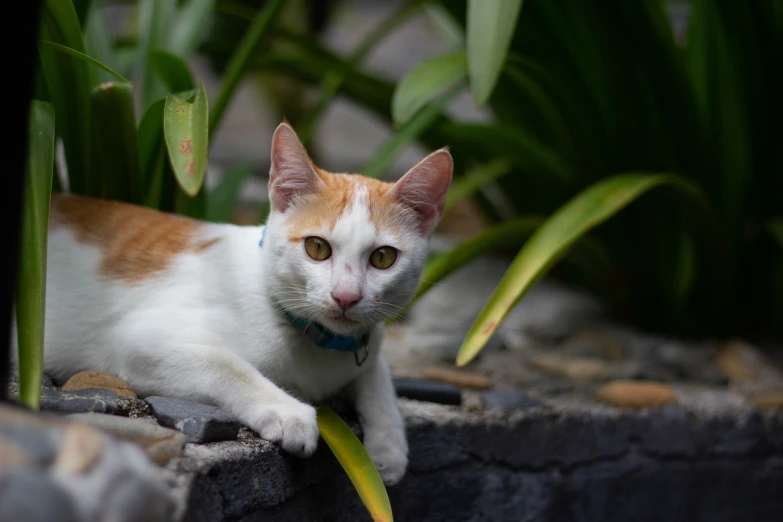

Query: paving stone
[481,389,541,409]
[40,388,119,415]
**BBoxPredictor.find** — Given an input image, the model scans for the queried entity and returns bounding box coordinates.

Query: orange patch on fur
[50,194,210,284]
[285,168,411,240]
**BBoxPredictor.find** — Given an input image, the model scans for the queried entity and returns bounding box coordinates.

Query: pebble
[598,380,678,409]
[481,389,541,409]
[749,392,783,411]
[528,353,608,381]
[393,378,462,405]
[67,413,187,466]
[0,469,81,522]
[715,340,757,382]
[145,396,241,443]
[40,388,119,415]
[423,367,493,390]
[62,370,137,398]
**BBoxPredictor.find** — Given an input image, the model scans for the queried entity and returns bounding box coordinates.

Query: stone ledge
[166,399,783,522]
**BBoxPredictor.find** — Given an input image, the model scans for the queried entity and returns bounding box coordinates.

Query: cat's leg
[121,342,319,457]
[344,356,408,485]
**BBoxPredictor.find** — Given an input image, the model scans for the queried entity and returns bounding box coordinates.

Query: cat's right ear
[268,122,323,213]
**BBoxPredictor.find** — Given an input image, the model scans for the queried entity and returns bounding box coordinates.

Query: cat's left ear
[268,122,324,213]
[389,148,453,236]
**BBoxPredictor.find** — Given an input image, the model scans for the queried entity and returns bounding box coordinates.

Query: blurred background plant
[17,0,783,443]
[194,0,783,366]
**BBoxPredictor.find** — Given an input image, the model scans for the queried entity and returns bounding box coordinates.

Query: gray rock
[0,404,176,522]
[145,396,240,443]
[40,388,119,415]
[393,378,462,405]
[67,413,187,466]
[0,469,80,522]
[481,389,542,409]
[41,373,55,388]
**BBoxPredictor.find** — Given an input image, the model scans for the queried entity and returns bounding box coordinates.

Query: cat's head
[263,122,452,335]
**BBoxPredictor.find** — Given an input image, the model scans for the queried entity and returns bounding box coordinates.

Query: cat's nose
[331,291,362,311]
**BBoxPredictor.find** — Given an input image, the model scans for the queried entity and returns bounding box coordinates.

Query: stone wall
[168,400,783,522]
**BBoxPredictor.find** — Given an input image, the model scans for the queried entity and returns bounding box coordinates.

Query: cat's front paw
[250,402,319,457]
[364,430,408,485]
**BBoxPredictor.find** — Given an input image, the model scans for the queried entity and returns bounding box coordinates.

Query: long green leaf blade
[392,52,467,125]
[415,216,543,303]
[83,4,120,85]
[207,162,255,223]
[40,40,128,83]
[456,174,709,366]
[210,0,285,136]
[90,82,144,204]
[150,49,196,92]
[39,0,93,196]
[443,159,511,215]
[466,0,524,106]
[169,0,216,58]
[316,405,393,522]
[363,84,463,178]
[136,0,177,112]
[769,219,783,249]
[17,101,56,410]
[163,82,209,196]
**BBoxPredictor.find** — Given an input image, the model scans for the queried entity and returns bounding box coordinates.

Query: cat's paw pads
[251,402,319,457]
[365,437,408,485]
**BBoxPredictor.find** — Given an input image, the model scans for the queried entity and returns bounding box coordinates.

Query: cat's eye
[369,246,397,269]
[304,237,332,261]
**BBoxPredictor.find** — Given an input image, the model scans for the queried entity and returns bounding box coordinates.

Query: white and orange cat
[18,122,452,485]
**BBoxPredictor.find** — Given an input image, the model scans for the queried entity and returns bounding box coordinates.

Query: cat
[18,121,453,485]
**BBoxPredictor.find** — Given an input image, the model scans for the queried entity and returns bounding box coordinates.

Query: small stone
[393,378,462,405]
[528,353,608,381]
[598,380,678,409]
[423,367,493,390]
[716,340,757,382]
[564,328,627,360]
[0,437,30,468]
[749,393,783,411]
[62,370,137,398]
[481,389,541,409]
[0,404,61,467]
[52,422,104,475]
[67,413,187,465]
[145,396,240,443]
[40,388,119,415]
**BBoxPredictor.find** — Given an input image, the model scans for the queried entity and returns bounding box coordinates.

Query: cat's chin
[320,314,372,336]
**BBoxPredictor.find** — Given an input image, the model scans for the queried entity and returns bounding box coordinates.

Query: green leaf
[39,0,93,196]
[137,98,169,209]
[769,219,783,249]
[83,4,119,85]
[207,162,256,223]
[316,405,393,522]
[456,174,710,366]
[136,0,177,112]
[150,49,196,92]
[163,82,209,197]
[414,216,543,303]
[17,101,56,410]
[210,0,286,136]
[40,40,129,83]
[90,82,144,204]
[392,52,467,125]
[169,0,216,58]
[297,0,426,145]
[444,159,511,215]
[424,3,465,51]
[363,84,463,179]
[466,0,524,106]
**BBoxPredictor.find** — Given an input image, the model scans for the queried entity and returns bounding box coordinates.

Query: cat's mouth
[321,311,364,334]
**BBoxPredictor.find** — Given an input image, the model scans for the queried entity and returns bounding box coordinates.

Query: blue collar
[260,227,370,364]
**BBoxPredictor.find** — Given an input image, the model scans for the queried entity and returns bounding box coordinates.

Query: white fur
[21,128,452,486]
